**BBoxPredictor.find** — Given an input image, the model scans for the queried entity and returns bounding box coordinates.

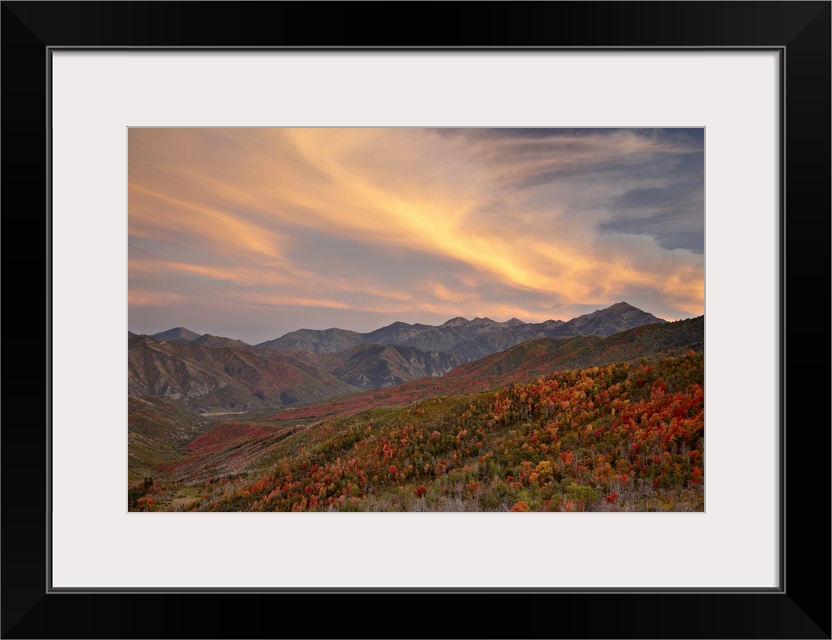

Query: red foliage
[136,495,156,511]
[163,350,703,512]
[690,466,703,485]
[185,423,274,454]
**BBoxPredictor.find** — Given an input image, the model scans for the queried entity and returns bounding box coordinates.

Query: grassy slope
[127,396,207,481]
[133,351,704,512]
[128,337,359,412]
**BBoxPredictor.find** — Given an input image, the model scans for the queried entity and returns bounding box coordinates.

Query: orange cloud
[129,183,284,261]
[129,290,183,307]
[129,128,704,332]
[225,292,352,310]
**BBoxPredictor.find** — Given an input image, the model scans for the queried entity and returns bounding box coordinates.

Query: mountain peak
[566,302,665,337]
[191,333,250,348]
[441,317,469,328]
[584,302,645,316]
[151,327,202,342]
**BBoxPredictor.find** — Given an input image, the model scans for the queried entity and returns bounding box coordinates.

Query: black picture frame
[2,2,829,638]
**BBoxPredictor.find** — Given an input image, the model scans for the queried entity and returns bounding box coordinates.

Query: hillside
[130,350,704,512]
[318,343,464,389]
[128,335,357,412]
[128,396,207,483]
[445,315,703,387]
[128,334,469,411]
[268,316,703,422]
[127,312,703,512]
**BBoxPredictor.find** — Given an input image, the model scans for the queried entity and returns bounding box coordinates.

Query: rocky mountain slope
[255,301,665,361]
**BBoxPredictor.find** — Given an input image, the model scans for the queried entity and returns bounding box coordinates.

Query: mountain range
[130,302,670,412]
[254,301,665,359]
[128,315,705,507]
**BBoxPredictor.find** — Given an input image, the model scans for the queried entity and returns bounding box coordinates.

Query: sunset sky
[128,128,704,344]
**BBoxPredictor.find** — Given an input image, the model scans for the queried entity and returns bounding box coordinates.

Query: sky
[128,128,704,345]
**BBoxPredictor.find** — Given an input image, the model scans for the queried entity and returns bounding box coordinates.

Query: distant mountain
[257,328,363,353]
[134,303,671,410]
[563,301,666,336]
[128,334,466,409]
[446,319,574,361]
[256,302,665,362]
[128,335,356,412]
[443,315,700,390]
[151,327,202,342]
[190,334,250,349]
[440,317,469,328]
[318,343,464,389]
[146,328,250,349]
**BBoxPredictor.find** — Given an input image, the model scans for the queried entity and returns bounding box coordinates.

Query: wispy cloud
[129,128,703,342]
[128,290,183,307]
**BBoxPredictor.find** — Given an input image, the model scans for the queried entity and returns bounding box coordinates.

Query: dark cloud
[430,127,703,147]
[603,150,704,253]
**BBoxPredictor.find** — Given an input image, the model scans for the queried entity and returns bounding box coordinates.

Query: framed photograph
[3,2,829,638]
[126,124,708,514]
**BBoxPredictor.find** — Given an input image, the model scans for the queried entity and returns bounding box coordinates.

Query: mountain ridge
[129,303,673,411]
[137,302,668,356]
[253,301,667,359]
[129,336,466,411]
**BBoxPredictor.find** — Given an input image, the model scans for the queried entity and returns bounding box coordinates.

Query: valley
[129,301,668,413]
[128,307,704,512]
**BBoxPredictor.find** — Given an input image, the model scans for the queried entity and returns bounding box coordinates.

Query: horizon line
[129,303,703,345]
